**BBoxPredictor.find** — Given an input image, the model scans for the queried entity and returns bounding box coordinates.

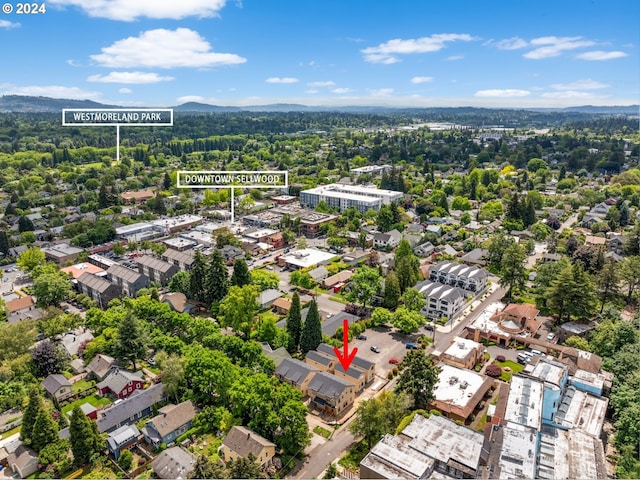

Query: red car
[389,357,400,364]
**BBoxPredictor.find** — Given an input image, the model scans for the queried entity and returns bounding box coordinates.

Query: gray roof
[162,248,195,266]
[87,353,116,379]
[41,374,72,394]
[321,311,360,337]
[77,272,116,294]
[97,383,165,433]
[257,288,281,305]
[107,424,140,451]
[307,371,353,398]
[107,264,146,284]
[275,358,318,385]
[136,255,176,273]
[429,261,489,281]
[145,401,197,439]
[152,447,196,480]
[97,369,143,394]
[334,363,365,379]
[308,266,329,281]
[315,343,374,371]
[416,280,466,303]
[305,350,334,367]
[222,426,276,459]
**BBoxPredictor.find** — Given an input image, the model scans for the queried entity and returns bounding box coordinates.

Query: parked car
[356,334,367,340]
[370,346,380,353]
[546,332,555,341]
[388,357,400,364]
[424,324,434,331]
[405,342,418,350]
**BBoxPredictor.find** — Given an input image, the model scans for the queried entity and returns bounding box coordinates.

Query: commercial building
[430,364,493,421]
[440,337,484,370]
[279,248,336,270]
[42,243,83,265]
[300,183,403,213]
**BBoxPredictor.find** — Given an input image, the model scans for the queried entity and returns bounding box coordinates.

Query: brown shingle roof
[223,426,275,458]
[147,401,197,438]
[6,296,35,312]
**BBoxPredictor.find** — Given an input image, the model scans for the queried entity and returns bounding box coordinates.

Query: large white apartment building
[299,184,403,213]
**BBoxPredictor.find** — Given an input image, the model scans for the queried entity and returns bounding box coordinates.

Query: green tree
[499,243,527,300]
[231,258,251,287]
[346,266,381,309]
[395,351,441,409]
[370,307,394,327]
[159,354,185,403]
[564,336,592,352]
[32,408,59,452]
[383,271,401,309]
[485,232,514,271]
[206,249,229,305]
[69,405,102,465]
[216,228,241,248]
[114,313,148,370]
[300,300,322,353]
[596,259,621,312]
[17,246,46,272]
[219,285,258,338]
[548,263,597,323]
[392,306,424,334]
[250,269,280,291]
[401,287,426,312]
[18,215,35,232]
[33,272,72,307]
[349,391,411,448]
[228,453,264,479]
[286,291,302,351]
[0,230,9,255]
[376,204,394,232]
[21,387,44,444]
[189,455,228,479]
[620,256,640,303]
[189,250,207,302]
[117,450,133,471]
[168,270,191,295]
[324,463,338,479]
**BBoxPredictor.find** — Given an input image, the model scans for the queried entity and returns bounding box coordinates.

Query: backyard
[493,359,524,382]
[61,394,112,416]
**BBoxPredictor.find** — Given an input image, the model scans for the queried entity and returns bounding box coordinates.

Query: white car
[546,332,555,341]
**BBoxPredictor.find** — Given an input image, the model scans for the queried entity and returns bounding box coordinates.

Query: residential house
[308,266,329,283]
[459,248,488,267]
[428,261,489,293]
[333,363,367,393]
[86,354,117,381]
[136,255,179,287]
[160,292,198,314]
[41,374,73,402]
[220,426,277,470]
[585,235,606,248]
[97,383,165,433]
[307,372,355,417]
[322,270,353,289]
[7,444,39,479]
[151,447,196,480]
[106,264,149,298]
[315,343,376,384]
[142,401,197,448]
[609,235,627,255]
[274,358,319,396]
[162,248,196,271]
[257,289,281,309]
[304,350,336,372]
[321,311,360,338]
[414,241,435,258]
[416,280,467,322]
[272,297,292,315]
[5,296,43,323]
[373,229,402,249]
[76,272,122,309]
[260,344,291,368]
[106,424,140,460]
[219,245,245,265]
[402,233,423,248]
[97,369,144,399]
[68,402,97,420]
[426,224,443,236]
[60,328,94,357]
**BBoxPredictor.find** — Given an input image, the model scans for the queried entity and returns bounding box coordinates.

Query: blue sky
[1,0,638,108]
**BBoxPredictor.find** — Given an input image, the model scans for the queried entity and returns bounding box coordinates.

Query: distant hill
[0,95,637,116]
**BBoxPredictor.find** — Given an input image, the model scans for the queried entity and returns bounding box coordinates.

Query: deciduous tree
[395,351,441,409]
[383,271,401,309]
[346,266,381,309]
[219,285,258,338]
[114,313,148,370]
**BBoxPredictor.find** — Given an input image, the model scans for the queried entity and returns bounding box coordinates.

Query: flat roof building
[430,364,492,421]
[504,376,544,429]
[279,248,336,270]
[300,183,403,213]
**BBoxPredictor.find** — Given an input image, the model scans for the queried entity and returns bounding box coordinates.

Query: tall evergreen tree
[205,249,229,305]
[499,243,527,301]
[0,230,9,255]
[286,291,302,351]
[383,270,401,309]
[18,215,35,233]
[189,250,207,302]
[231,258,251,287]
[69,406,102,465]
[596,259,620,313]
[300,300,322,353]
[31,409,59,452]
[21,387,44,444]
[114,313,148,370]
[163,172,172,190]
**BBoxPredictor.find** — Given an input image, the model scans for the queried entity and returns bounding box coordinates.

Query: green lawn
[328,295,349,304]
[62,394,111,416]
[72,378,95,393]
[494,360,524,382]
[475,411,488,432]
[258,310,280,323]
[313,425,331,439]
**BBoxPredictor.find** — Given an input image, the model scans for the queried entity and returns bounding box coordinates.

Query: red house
[267,232,285,249]
[96,369,144,399]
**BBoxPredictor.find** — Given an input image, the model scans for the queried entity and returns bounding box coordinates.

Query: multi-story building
[107,264,149,297]
[76,272,121,309]
[136,255,179,286]
[299,184,403,213]
[428,261,489,293]
[416,280,467,321]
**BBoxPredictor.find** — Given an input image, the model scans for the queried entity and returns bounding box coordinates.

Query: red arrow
[334,319,358,371]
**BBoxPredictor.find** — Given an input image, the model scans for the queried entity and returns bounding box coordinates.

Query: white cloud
[368,88,395,97]
[265,77,298,84]
[446,55,464,61]
[489,37,528,50]
[305,89,319,94]
[307,81,336,87]
[411,76,434,84]
[87,72,174,84]
[119,88,132,94]
[47,0,226,21]
[551,79,609,90]
[67,59,82,67]
[362,33,475,64]
[541,90,597,99]
[524,36,595,59]
[575,50,628,60]
[0,20,20,29]
[474,89,531,98]
[90,28,246,68]
[0,84,102,100]
[331,87,352,94]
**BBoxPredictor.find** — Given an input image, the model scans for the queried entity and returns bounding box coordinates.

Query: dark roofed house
[86,353,116,381]
[316,343,376,383]
[221,426,277,470]
[77,272,121,309]
[97,383,165,433]
[136,255,179,286]
[107,264,149,297]
[97,369,144,399]
[304,350,336,372]
[275,358,319,396]
[333,363,367,392]
[41,374,73,402]
[142,400,197,448]
[107,424,140,460]
[261,344,291,368]
[307,371,355,417]
[152,447,196,480]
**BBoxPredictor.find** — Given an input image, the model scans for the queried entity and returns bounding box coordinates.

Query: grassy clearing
[313,425,331,439]
[328,296,349,304]
[72,378,95,393]
[338,440,369,470]
[62,394,111,416]
[494,360,524,382]
[475,411,488,431]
